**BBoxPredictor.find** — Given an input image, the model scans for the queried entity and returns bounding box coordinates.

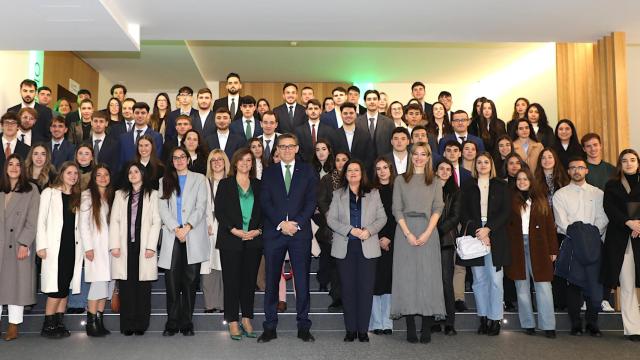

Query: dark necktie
[311,124,317,147]
[127,121,133,132]
[288,105,294,124]
[459,136,466,143]
[135,129,143,144]
[245,120,252,140]
[94,139,102,161]
[20,134,25,143]
[52,143,60,163]
[230,98,236,118]
[368,118,375,140]
[264,139,271,161]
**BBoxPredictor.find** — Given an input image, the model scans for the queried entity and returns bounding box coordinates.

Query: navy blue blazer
[118,128,163,165]
[49,139,75,170]
[438,133,485,155]
[204,131,245,160]
[260,161,318,244]
[8,103,52,143]
[273,103,307,134]
[294,122,336,163]
[229,118,263,142]
[165,108,198,141]
[94,135,120,174]
[459,167,472,187]
[320,110,339,129]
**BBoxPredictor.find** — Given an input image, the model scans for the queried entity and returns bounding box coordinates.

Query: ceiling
[4,0,639,92]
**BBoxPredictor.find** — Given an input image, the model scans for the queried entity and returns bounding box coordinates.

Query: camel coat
[0,188,40,305]
[36,188,83,294]
[513,138,544,173]
[109,189,161,281]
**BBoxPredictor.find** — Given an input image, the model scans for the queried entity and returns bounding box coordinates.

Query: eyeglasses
[568,166,587,171]
[451,119,468,123]
[172,155,188,161]
[2,120,17,126]
[178,93,192,97]
[277,144,297,151]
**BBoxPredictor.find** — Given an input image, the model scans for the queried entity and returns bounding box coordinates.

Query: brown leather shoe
[277,301,287,313]
[4,323,18,341]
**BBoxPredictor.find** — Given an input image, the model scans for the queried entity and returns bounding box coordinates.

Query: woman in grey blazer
[0,154,40,341]
[158,147,209,336]
[327,159,387,343]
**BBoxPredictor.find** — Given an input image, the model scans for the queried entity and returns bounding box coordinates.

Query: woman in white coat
[36,161,83,339]
[109,162,160,336]
[200,149,229,313]
[79,164,114,337]
[158,147,209,336]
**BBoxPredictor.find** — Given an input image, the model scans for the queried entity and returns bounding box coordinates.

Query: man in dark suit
[442,140,472,187]
[163,114,193,159]
[48,116,75,169]
[62,88,92,129]
[272,83,307,134]
[192,88,217,139]
[107,97,136,139]
[410,81,432,115]
[320,87,347,129]
[230,96,262,142]
[258,111,280,162]
[258,133,318,343]
[438,110,485,155]
[15,107,41,146]
[347,85,367,115]
[356,90,394,160]
[204,108,245,160]
[0,112,31,170]
[7,79,53,143]
[333,102,374,172]
[90,111,120,174]
[213,72,251,121]
[165,86,198,141]
[438,90,454,120]
[382,127,411,176]
[294,99,335,163]
[119,102,163,165]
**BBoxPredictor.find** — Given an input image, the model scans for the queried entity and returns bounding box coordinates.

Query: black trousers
[120,236,151,332]
[336,239,377,333]
[504,277,517,306]
[566,283,599,328]
[441,246,456,326]
[164,238,199,331]
[220,245,262,322]
[552,234,567,309]
[329,255,342,302]
[317,241,332,288]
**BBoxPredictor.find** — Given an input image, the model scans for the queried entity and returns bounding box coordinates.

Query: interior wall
[628,44,640,151]
[97,72,115,109]
[0,51,30,112]
[217,82,350,109]
[43,51,99,104]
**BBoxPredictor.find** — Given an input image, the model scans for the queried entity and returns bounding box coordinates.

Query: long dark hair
[87,164,114,231]
[554,119,581,147]
[526,103,550,128]
[436,158,458,195]
[247,137,267,169]
[0,154,33,193]
[511,97,529,120]
[182,129,209,163]
[161,147,188,199]
[535,148,569,194]
[613,149,640,181]
[513,118,539,142]
[149,92,171,132]
[312,138,334,175]
[478,99,501,143]
[340,159,371,197]
[426,101,453,137]
[135,134,164,181]
[512,168,550,216]
[372,157,395,188]
[106,97,123,120]
[471,97,487,121]
[121,162,154,198]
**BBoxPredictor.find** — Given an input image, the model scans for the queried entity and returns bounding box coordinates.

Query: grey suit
[356,114,395,159]
[327,188,387,259]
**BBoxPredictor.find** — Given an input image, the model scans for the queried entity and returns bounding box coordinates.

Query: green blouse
[238,183,254,232]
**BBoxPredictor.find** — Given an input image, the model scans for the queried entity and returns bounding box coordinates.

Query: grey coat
[0,188,40,305]
[158,171,210,268]
[327,188,387,259]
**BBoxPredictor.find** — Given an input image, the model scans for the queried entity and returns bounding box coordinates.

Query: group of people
[0,75,639,345]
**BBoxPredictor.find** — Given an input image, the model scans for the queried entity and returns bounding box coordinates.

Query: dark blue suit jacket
[8,103,52,143]
[229,118,263,143]
[165,108,198,141]
[438,133,485,155]
[119,128,163,165]
[320,110,339,129]
[204,131,246,160]
[459,167,472,187]
[94,135,120,174]
[50,139,76,170]
[260,161,318,245]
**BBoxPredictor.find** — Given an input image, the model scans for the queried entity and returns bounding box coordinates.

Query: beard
[22,95,34,104]
[227,88,239,95]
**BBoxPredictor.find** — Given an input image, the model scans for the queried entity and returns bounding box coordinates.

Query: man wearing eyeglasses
[0,112,30,170]
[258,133,319,344]
[553,156,608,337]
[438,110,485,155]
[165,86,198,141]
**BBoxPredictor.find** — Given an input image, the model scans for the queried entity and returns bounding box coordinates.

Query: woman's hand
[406,233,418,246]
[85,250,94,262]
[37,249,46,259]
[358,229,371,241]
[145,249,156,258]
[632,230,640,239]
[17,245,29,260]
[208,224,214,236]
[475,227,490,242]
[416,230,431,246]
[379,237,391,251]
[110,248,121,258]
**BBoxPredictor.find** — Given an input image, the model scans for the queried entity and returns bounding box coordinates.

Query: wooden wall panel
[43,51,99,108]
[218,82,350,110]
[556,32,629,162]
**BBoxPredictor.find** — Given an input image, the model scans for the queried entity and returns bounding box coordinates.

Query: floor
[1,331,639,360]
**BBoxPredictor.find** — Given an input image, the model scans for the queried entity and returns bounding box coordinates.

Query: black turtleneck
[624,173,640,192]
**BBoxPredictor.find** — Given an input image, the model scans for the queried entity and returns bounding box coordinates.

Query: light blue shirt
[176,175,187,225]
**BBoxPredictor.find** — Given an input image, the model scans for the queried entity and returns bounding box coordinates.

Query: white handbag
[456,222,490,260]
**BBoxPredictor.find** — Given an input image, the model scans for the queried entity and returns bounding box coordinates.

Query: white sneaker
[601,300,615,312]
[581,301,586,311]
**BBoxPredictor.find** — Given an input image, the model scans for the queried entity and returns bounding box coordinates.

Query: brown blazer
[513,138,543,173]
[505,198,558,282]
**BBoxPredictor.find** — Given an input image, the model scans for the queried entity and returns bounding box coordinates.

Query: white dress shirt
[228,95,240,112]
[344,128,355,151]
[199,110,211,129]
[393,151,408,175]
[334,108,343,128]
[454,131,469,143]
[17,129,32,146]
[2,137,16,154]
[552,182,609,236]
[521,199,531,235]
[242,117,256,136]
[280,159,296,180]
[217,130,229,150]
[453,164,462,187]
[132,125,148,143]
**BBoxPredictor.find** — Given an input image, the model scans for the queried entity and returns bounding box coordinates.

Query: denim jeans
[514,235,556,330]
[369,294,393,330]
[471,252,504,320]
[67,267,89,309]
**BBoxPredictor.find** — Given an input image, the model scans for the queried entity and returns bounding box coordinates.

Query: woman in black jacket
[525,103,555,148]
[369,157,396,335]
[434,159,461,336]
[215,148,262,340]
[602,149,640,341]
[552,119,586,169]
[459,152,511,336]
[183,129,208,175]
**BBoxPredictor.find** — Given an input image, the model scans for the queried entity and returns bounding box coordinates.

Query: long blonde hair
[25,144,56,189]
[403,142,435,185]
